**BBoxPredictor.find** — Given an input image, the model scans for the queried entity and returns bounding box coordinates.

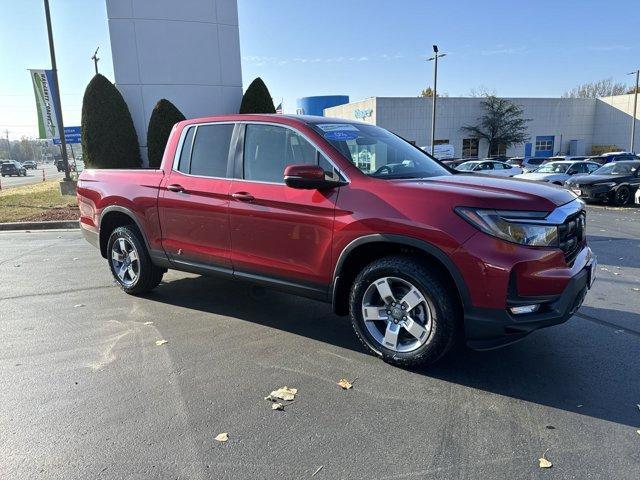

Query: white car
[514,160,600,185]
[456,159,523,177]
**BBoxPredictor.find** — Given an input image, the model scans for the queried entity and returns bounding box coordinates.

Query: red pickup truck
[77,114,596,367]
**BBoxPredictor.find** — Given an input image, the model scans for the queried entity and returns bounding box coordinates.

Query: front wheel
[614,186,631,206]
[107,225,164,295]
[349,255,460,368]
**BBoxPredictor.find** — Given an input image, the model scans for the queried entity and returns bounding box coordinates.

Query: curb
[0,220,80,231]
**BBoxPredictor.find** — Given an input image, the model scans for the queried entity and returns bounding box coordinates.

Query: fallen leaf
[72,257,79,261]
[143,321,154,325]
[265,386,297,402]
[637,429,640,436]
[632,288,640,292]
[214,432,228,442]
[337,379,353,390]
[272,402,284,410]
[14,264,20,268]
[155,339,168,346]
[538,457,553,469]
[613,272,621,276]
[312,465,324,477]
[73,304,85,308]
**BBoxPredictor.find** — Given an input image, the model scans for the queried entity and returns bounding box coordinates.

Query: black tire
[106,225,164,295]
[348,254,461,368]
[614,186,631,206]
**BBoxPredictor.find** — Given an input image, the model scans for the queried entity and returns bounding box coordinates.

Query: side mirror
[284,164,345,190]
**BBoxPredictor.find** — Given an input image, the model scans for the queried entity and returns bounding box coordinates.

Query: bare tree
[461,96,531,157]
[562,78,628,98]
[468,86,496,97]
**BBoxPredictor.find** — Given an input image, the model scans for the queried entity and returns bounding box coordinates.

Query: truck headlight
[455,207,558,247]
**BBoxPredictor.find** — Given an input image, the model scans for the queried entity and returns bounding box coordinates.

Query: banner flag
[29,69,60,140]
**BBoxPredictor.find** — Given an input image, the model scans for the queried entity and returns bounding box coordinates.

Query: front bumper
[464,253,595,350]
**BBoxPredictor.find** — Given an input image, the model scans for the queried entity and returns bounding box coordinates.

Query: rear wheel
[614,186,631,206]
[349,255,460,368]
[107,225,164,294]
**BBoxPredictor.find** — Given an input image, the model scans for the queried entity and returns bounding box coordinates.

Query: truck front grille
[557,211,585,264]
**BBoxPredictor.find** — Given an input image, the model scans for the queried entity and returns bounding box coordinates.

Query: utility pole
[91,47,100,75]
[43,0,71,181]
[427,45,446,156]
[628,69,639,153]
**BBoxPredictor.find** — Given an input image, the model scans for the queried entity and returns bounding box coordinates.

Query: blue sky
[1,0,638,139]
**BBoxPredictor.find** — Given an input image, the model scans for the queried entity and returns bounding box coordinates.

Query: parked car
[565,160,640,205]
[588,152,638,165]
[1,160,27,177]
[78,114,595,368]
[520,157,548,173]
[22,160,37,169]
[441,158,470,168]
[455,159,523,177]
[514,160,600,185]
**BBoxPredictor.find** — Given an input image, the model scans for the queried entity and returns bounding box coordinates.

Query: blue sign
[53,126,81,145]
[324,130,359,141]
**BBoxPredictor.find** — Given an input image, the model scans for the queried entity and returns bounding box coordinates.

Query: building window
[434,139,449,145]
[462,138,479,158]
[535,140,553,153]
[490,143,507,157]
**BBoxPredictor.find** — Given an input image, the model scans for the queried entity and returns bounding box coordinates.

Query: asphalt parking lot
[1,205,639,479]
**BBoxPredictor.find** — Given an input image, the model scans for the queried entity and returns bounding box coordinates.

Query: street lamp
[427,45,446,156]
[628,69,639,153]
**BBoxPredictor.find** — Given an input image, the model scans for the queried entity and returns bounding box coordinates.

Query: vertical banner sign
[29,69,60,139]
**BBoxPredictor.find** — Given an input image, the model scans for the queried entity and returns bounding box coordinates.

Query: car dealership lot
[1,205,639,479]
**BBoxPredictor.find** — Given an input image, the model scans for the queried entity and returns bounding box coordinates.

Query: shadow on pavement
[145,274,640,428]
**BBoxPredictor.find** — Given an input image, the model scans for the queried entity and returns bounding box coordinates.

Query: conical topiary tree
[239,77,276,114]
[146,99,186,168]
[81,74,141,168]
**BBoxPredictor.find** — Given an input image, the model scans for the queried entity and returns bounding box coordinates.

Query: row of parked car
[443,152,640,206]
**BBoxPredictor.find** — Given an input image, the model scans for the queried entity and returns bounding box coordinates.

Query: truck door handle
[167,184,185,193]
[232,192,254,202]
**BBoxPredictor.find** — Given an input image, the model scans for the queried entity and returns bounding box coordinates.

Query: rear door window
[189,124,234,177]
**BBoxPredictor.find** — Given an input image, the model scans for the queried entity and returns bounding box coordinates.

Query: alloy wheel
[361,276,433,353]
[111,237,139,287]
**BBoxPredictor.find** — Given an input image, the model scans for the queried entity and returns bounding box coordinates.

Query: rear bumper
[80,221,100,250]
[464,254,594,350]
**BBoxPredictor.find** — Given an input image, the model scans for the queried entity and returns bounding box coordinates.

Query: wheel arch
[331,234,470,316]
[99,206,150,259]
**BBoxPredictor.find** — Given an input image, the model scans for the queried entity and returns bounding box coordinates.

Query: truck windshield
[312,122,450,179]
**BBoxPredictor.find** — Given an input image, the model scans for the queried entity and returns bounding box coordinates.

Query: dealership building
[324,94,639,158]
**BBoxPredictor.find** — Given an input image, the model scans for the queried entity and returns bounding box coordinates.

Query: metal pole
[630,70,639,153]
[431,55,438,155]
[43,0,71,181]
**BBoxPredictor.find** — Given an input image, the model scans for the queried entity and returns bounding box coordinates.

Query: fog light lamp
[509,304,540,315]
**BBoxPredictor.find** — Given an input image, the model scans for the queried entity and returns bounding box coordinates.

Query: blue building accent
[296,95,349,116]
[534,135,555,157]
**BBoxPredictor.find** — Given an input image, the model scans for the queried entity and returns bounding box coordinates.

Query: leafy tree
[146,99,186,168]
[461,96,531,157]
[81,74,141,168]
[239,77,275,114]
[562,78,628,98]
[418,87,447,97]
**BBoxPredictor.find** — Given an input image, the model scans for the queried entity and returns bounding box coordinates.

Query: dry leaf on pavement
[272,402,284,410]
[143,321,154,325]
[337,379,353,390]
[538,452,553,469]
[265,386,297,402]
[214,432,228,442]
[155,339,168,346]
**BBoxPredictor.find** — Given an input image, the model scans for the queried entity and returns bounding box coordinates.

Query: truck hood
[514,172,563,181]
[396,173,576,211]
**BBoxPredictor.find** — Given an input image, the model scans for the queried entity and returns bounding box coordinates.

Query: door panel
[228,181,338,286]
[159,172,232,267]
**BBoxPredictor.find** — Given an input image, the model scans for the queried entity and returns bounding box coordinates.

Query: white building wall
[326,97,598,158]
[105,0,243,164]
[593,94,639,152]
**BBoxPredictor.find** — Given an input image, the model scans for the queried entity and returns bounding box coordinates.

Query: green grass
[0,181,78,223]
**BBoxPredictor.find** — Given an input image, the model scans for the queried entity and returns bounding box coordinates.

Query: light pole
[628,69,639,153]
[91,47,100,75]
[427,45,446,156]
[43,0,71,181]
